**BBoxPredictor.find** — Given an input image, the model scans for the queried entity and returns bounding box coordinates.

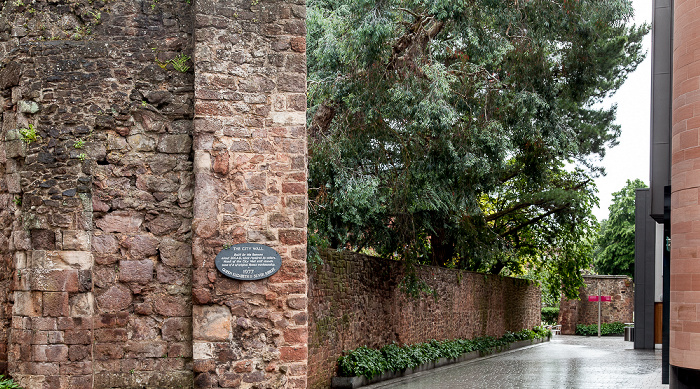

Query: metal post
[598,286,602,338]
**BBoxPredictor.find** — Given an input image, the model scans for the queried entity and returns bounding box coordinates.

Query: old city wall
[307,250,542,389]
[0,0,307,387]
[558,275,634,335]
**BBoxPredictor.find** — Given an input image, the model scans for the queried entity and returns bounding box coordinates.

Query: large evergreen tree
[307,0,648,298]
[594,179,647,277]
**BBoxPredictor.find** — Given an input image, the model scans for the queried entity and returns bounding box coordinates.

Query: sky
[592,0,652,221]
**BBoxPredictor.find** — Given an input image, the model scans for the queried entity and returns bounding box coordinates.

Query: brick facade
[558,275,634,335]
[307,250,542,389]
[0,0,307,387]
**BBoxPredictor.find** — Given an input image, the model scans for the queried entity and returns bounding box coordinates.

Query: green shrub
[541,307,560,324]
[575,322,626,336]
[0,375,21,389]
[380,343,416,372]
[337,327,551,379]
[337,346,387,379]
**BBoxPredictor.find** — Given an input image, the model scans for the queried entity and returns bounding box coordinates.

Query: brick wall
[307,250,542,389]
[558,275,634,335]
[0,0,307,387]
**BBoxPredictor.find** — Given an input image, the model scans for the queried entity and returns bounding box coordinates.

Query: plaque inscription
[215,243,282,281]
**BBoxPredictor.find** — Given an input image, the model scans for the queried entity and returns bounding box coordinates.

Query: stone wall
[307,250,542,389]
[0,0,307,387]
[558,275,634,335]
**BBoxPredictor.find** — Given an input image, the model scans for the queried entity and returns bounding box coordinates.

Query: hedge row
[575,322,626,336]
[337,327,552,380]
[541,307,559,324]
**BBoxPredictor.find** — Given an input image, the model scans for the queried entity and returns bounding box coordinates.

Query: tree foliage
[307,0,648,298]
[594,179,647,277]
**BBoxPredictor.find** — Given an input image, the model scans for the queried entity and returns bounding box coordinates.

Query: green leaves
[0,375,21,389]
[575,322,626,336]
[337,327,552,379]
[594,179,647,277]
[308,0,648,290]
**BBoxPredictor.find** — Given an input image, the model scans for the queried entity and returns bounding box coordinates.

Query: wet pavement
[367,335,668,389]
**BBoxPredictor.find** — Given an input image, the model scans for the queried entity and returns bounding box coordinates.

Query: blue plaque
[215,243,282,281]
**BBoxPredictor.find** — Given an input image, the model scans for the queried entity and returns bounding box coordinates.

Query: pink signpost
[588,290,613,337]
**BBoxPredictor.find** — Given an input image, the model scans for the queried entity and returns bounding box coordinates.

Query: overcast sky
[592,0,652,221]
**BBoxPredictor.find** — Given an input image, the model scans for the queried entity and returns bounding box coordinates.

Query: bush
[337,346,387,379]
[337,327,551,379]
[575,322,626,336]
[0,375,20,389]
[541,307,560,324]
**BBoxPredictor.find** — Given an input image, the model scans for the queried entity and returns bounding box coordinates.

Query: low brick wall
[307,250,541,389]
[558,275,634,335]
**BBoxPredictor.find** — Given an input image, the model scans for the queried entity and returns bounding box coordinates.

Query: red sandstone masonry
[671,0,700,371]
[557,275,634,335]
[307,250,541,389]
[191,0,308,388]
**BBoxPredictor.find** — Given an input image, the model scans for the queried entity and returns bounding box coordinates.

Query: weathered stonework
[558,275,634,335]
[0,0,307,387]
[307,250,542,389]
[190,0,308,386]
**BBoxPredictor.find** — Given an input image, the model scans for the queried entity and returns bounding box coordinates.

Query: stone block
[13,291,42,317]
[96,285,132,312]
[68,374,93,389]
[160,238,192,267]
[43,292,70,317]
[147,214,183,236]
[69,293,94,317]
[12,230,31,251]
[128,316,159,341]
[95,212,143,233]
[127,134,156,152]
[121,235,159,258]
[28,269,79,292]
[6,173,20,193]
[31,229,56,250]
[91,234,119,254]
[124,341,167,358]
[158,134,193,154]
[32,317,57,331]
[192,342,214,360]
[33,345,69,362]
[280,346,307,362]
[64,330,92,345]
[62,231,90,251]
[162,317,192,342]
[193,305,232,341]
[60,360,92,374]
[118,260,153,283]
[154,294,190,317]
[94,344,124,360]
[30,362,58,376]
[94,328,127,343]
[5,140,25,159]
[279,229,306,245]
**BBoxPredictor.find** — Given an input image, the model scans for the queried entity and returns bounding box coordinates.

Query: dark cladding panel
[650,0,673,221]
[635,189,657,349]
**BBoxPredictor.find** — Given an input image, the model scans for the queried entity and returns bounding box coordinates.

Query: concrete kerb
[332,337,550,389]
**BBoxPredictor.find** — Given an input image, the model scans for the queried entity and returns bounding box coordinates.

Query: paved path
[367,335,668,389]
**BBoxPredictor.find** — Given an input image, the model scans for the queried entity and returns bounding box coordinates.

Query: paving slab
[367,335,668,389]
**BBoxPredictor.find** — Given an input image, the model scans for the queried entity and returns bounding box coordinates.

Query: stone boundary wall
[307,250,542,389]
[0,0,307,387]
[558,275,634,335]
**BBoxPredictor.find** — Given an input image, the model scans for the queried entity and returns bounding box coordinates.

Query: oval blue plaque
[215,243,282,281]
